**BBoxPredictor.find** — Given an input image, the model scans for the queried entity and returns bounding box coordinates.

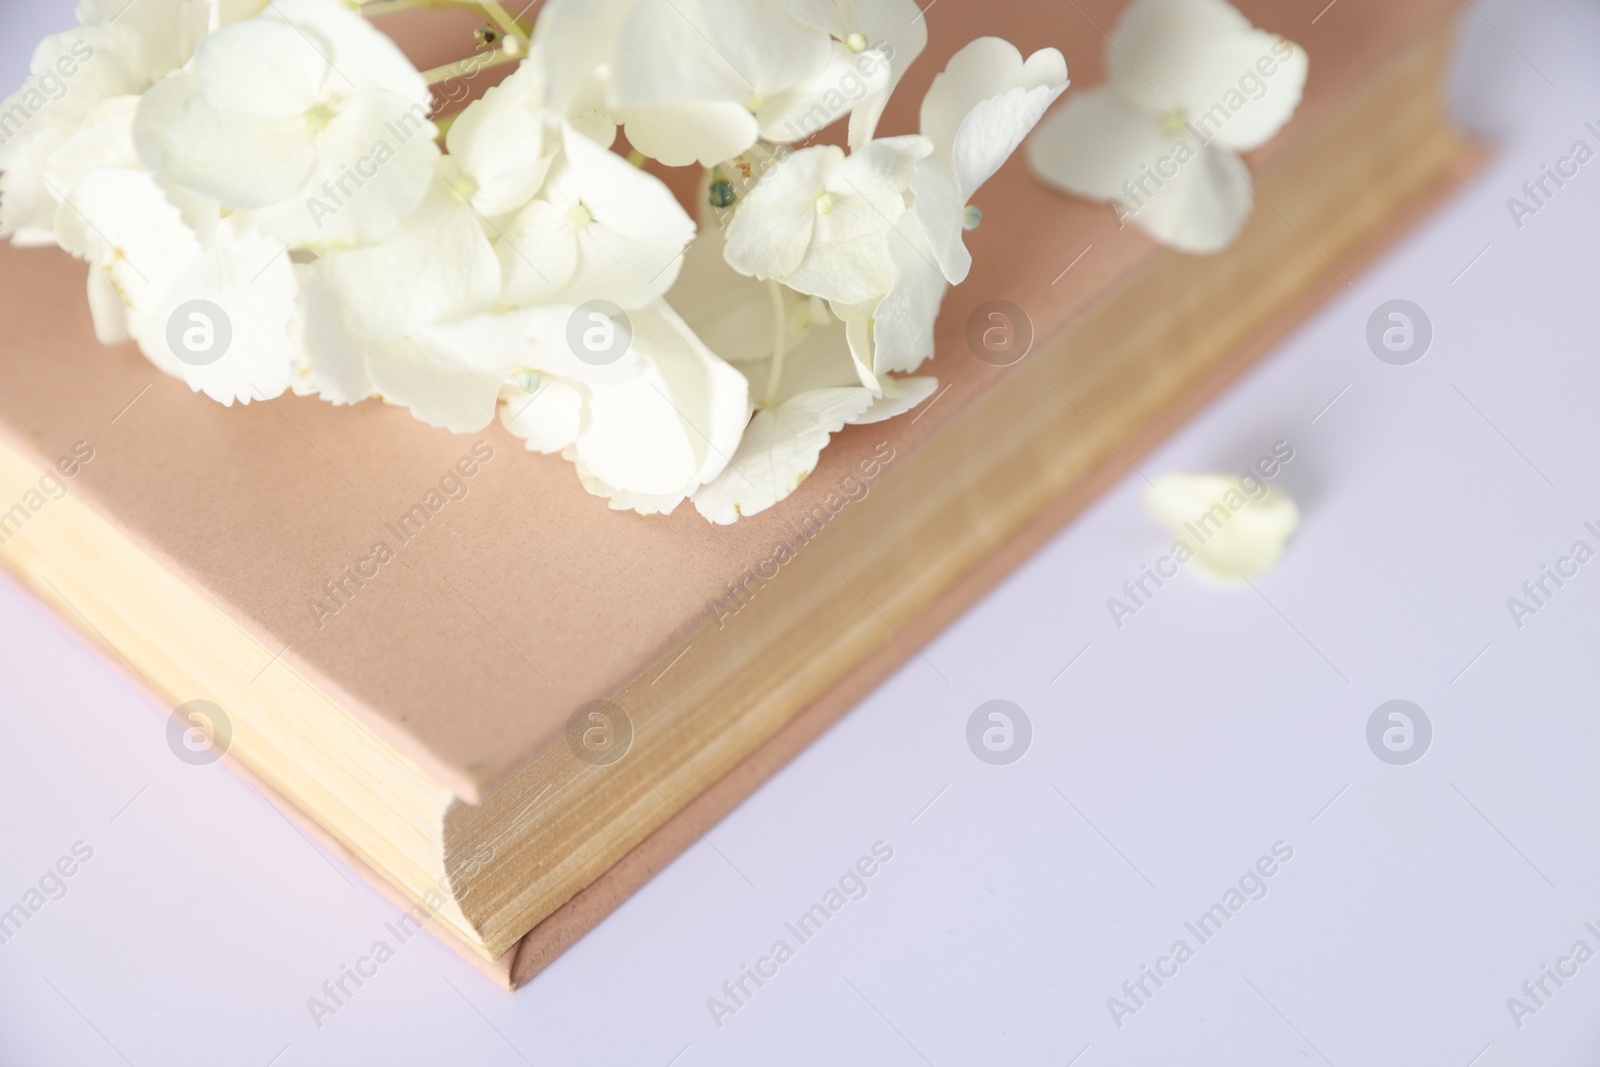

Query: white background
[3,1,1600,1063]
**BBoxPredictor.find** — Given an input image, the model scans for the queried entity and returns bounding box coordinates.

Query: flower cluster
[0,0,1066,523]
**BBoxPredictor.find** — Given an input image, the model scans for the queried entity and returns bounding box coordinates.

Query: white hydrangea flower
[13,3,311,402]
[291,262,378,404]
[914,37,1069,286]
[313,157,504,430]
[722,136,930,306]
[499,123,696,309]
[310,97,693,437]
[56,166,299,404]
[524,0,625,147]
[855,212,948,376]
[426,303,751,515]
[668,197,786,364]
[1027,0,1307,254]
[535,0,886,167]
[42,94,172,348]
[1144,472,1300,580]
[689,305,935,524]
[1,0,258,246]
[296,286,506,432]
[780,0,927,148]
[0,26,147,245]
[43,94,142,219]
[7,0,1066,524]
[300,64,572,429]
[53,167,184,358]
[149,0,439,249]
[74,0,215,83]
[679,201,932,523]
[833,38,1066,377]
[442,59,557,219]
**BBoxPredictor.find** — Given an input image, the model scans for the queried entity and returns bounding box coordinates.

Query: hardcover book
[0,0,1479,988]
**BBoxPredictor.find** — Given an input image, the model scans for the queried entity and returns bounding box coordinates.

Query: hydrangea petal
[500,379,584,454]
[0,25,148,244]
[322,159,500,339]
[86,266,131,345]
[76,0,212,82]
[43,95,141,202]
[569,302,750,508]
[693,386,873,524]
[365,339,504,432]
[561,124,696,302]
[917,38,1066,283]
[268,0,427,97]
[531,0,632,119]
[1107,0,1251,115]
[852,374,938,425]
[1144,471,1300,580]
[1122,139,1254,254]
[155,0,434,237]
[756,42,888,146]
[160,216,298,404]
[293,262,375,405]
[613,100,758,169]
[419,306,643,385]
[252,90,438,248]
[869,212,946,375]
[920,37,1068,187]
[846,0,929,147]
[55,166,200,338]
[723,145,833,284]
[828,135,930,202]
[157,18,328,205]
[669,196,779,363]
[445,61,554,219]
[609,0,836,165]
[1028,87,1167,201]
[764,314,870,401]
[499,198,579,307]
[726,138,923,305]
[1182,34,1309,152]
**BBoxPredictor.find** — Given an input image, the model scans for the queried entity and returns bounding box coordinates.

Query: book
[0,0,1480,989]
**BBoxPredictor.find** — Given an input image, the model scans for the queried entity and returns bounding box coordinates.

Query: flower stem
[357,0,482,18]
[358,0,531,47]
[764,281,787,410]
[420,46,521,86]
[432,110,462,139]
